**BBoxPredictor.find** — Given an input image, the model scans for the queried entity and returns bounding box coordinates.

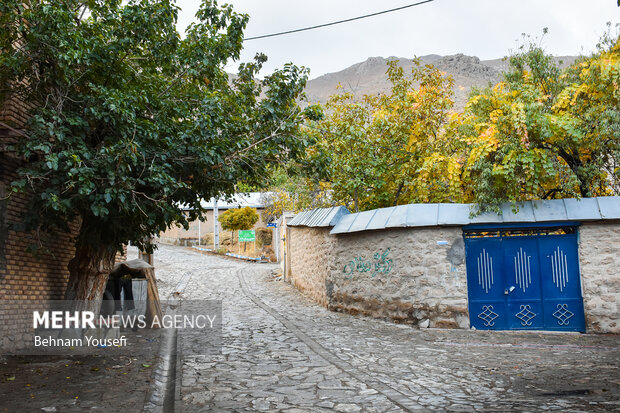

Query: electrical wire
[243,0,436,41]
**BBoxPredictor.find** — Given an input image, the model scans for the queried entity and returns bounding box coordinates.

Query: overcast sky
[176,0,619,79]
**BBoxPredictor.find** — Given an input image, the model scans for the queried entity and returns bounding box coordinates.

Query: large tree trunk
[64,244,116,312]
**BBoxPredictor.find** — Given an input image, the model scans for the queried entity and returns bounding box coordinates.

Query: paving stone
[334,403,362,412]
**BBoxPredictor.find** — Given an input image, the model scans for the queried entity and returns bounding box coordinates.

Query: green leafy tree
[460,29,620,211]
[258,161,334,223]
[218,206,259,246]
[0,0,310,304]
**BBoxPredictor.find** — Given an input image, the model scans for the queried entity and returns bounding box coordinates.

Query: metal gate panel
[503,237,545,329]
[465,238,506,330]
[538,235,585,331]
[464,225,585,332]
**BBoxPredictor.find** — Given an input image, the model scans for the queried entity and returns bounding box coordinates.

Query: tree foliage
[218,207,259,231]
[304,59,465,211]
[218,206,258,245]
[258,163,333,223]
[299,29,620,215]
[0,0,310,300]
[460,29,620,210]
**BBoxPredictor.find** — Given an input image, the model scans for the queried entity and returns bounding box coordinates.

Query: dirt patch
[0,329,160,412]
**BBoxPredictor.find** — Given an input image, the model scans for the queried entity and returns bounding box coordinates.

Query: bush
[256,227,272,248]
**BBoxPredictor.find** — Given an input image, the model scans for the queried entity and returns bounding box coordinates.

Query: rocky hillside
[304,54,576,110]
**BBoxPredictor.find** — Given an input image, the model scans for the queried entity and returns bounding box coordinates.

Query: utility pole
[197,216,201,247]
[213,197,219,250]
[274,222,279,262]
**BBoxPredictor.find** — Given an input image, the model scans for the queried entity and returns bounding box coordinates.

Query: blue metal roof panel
[597,196,620,219]
[348,209,378,233]
[287,210,309,226]
[288,207,350,227]
[330,213,357,234]
[366,207,397,230]
[384,205,409,228]
[499,202,536,222]
[438,203,471,225]
[469,210,503,224]
[329,196,618,234]
[326,206,350,226]
[532,199,569,221]
[406,204,439,226]
[564,198,602,220]
[306,208,331,227]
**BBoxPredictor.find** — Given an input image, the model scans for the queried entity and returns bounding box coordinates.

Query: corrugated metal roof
[330,197,620,234]
[287,206,350,227]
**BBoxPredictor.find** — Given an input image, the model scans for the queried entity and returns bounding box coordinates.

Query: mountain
[304,54,576,110]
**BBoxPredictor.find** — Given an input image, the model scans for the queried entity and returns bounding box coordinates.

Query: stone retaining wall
[288,227,335,307]
[288,226,469,328]
[328,227,469,328]
[579,222,620,333]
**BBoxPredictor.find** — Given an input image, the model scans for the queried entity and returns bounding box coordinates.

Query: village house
[285,198,620,334]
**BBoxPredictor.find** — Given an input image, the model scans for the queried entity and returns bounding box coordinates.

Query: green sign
[238,230,255,242]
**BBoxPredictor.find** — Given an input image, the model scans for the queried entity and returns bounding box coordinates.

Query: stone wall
[329,227,469,328]
[578,222,620,333]
[288,227,335,307]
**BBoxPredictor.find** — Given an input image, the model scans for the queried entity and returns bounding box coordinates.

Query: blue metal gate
[464,224,585,332]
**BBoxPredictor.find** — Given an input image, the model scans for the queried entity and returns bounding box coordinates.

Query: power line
[243,0,436,41]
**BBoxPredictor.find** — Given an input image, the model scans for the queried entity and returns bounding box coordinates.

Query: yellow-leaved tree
[305,59,468,212]
[459,29,620,211]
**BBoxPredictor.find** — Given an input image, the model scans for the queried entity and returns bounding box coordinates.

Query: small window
[537,227,576,236]
[464,226,577,238]
[464,230,501,239]
[501,229,540,237]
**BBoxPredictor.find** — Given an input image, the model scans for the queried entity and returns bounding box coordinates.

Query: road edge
[142,325,178,413]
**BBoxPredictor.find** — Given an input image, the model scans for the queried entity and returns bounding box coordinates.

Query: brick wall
[0,94,30,129]
[0,153,79,350]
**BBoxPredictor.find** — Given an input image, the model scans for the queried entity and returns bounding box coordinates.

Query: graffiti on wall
[343,248,393,279]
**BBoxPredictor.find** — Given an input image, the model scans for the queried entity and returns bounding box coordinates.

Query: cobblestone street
[153,245,620,412]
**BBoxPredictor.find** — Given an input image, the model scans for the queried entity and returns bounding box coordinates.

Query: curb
[188,247,270,263]
[142,326,178,413]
